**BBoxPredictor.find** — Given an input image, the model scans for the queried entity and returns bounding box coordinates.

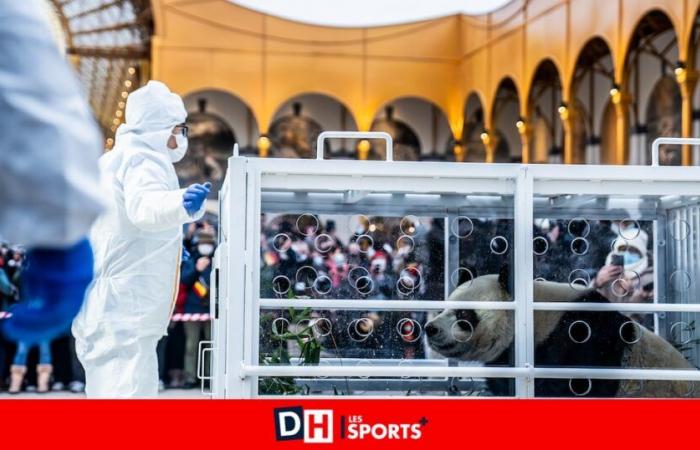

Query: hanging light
[675,61,689,83]
[675,61,687,77]
[356,139,371,159]
[257,135,271,155]
[609,83,620,97]
[558,103,569,121]
[480,131,490,145]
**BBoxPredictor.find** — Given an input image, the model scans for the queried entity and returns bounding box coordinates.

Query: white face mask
[198,243,214,256]
[169,133,188,163]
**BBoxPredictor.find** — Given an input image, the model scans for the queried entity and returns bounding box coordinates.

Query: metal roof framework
[47,0,153,147]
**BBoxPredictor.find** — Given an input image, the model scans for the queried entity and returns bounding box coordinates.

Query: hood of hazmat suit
[72,81,205,398]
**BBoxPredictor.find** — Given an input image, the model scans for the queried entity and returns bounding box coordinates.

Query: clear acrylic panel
[530,192,700,397]
[258,308,515,397]
[533,193,700,304]
[260,191,515,301]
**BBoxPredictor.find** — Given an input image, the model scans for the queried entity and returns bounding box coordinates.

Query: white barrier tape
[0,311,210,321]
[170,313,211,322]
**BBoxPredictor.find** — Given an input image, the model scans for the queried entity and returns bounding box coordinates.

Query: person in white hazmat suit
[72,81,211,398]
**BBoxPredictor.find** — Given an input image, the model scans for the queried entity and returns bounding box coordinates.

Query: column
[675,67,699,166]
[585,137,600,165]
[356,139,370,160]
[257,136,270,158]
[559,105,575,164]
[516,120,532,164]
[481,131,497,163]
[693,110,700,165]
[611,88,631,165]
[453,142,465,162]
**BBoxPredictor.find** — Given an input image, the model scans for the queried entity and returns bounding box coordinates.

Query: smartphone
[610,254,624,267]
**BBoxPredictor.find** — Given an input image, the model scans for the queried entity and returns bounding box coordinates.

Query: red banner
[1,400,698,448]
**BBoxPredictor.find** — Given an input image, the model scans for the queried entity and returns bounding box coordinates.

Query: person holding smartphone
[594,230,649,303]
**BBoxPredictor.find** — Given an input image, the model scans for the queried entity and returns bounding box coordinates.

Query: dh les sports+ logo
[274,406,333,443]
[273,406,427,444]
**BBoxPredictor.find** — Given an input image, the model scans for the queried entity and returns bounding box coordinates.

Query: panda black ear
[498,264,511,296]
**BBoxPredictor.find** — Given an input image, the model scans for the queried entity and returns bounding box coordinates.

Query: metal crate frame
[205,134,700,398]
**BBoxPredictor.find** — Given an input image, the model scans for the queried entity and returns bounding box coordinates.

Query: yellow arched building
[48,0,700,165]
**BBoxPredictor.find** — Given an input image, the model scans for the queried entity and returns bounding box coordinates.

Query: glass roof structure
[45,0,153,146]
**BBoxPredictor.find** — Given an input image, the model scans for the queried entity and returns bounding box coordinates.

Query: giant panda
[425,266,698,397]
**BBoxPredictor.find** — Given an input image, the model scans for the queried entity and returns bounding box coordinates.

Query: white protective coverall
[72,81,205,398]
[0,0,103,247]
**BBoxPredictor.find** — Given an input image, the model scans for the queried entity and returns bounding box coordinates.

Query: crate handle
[316,131,393,161]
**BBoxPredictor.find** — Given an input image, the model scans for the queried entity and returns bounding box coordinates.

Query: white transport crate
[201,134,700,398]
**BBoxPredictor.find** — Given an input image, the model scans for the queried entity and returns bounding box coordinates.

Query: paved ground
[0,389,207,399]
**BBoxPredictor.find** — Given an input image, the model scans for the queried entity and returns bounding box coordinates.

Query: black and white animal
[425,266,697,397]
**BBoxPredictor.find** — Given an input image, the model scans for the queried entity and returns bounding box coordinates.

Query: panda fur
[425,265,698,398]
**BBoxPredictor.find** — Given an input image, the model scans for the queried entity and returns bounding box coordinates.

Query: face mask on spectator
[606,232,649,275]
[313,255,324,267]
[198,243,214,256]
[371,258,386,274]
[333,253,345,266]
[623,251,641,266]
[296,252,308,263]
[606,250,647,275]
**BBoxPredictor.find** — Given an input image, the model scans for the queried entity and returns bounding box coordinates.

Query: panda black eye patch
[454,309,479,326]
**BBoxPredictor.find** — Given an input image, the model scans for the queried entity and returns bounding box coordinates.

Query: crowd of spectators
[259,213,655,365]
[259,214,513,360]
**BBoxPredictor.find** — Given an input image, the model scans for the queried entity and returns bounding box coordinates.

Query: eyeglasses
[173,124,189,138]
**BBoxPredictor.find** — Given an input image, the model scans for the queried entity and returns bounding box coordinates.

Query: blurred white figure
[0,0,104,344]
[72,81,209,398]
[0,0,103,247]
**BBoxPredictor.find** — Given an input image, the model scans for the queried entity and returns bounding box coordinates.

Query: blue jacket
[180,252,213,314]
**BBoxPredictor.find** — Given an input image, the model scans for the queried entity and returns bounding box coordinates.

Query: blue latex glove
[182,246,190,262]
[183,182,211,215]
[2,238,93,344]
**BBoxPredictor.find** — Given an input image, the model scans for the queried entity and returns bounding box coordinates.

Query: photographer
[593,230,649,304]
[179,229,215,388]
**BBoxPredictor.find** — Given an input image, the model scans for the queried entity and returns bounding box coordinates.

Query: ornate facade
[62,0,700,164]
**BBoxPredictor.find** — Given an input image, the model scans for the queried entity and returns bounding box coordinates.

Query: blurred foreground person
[0,1,104,342]
[72,81,210,398]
